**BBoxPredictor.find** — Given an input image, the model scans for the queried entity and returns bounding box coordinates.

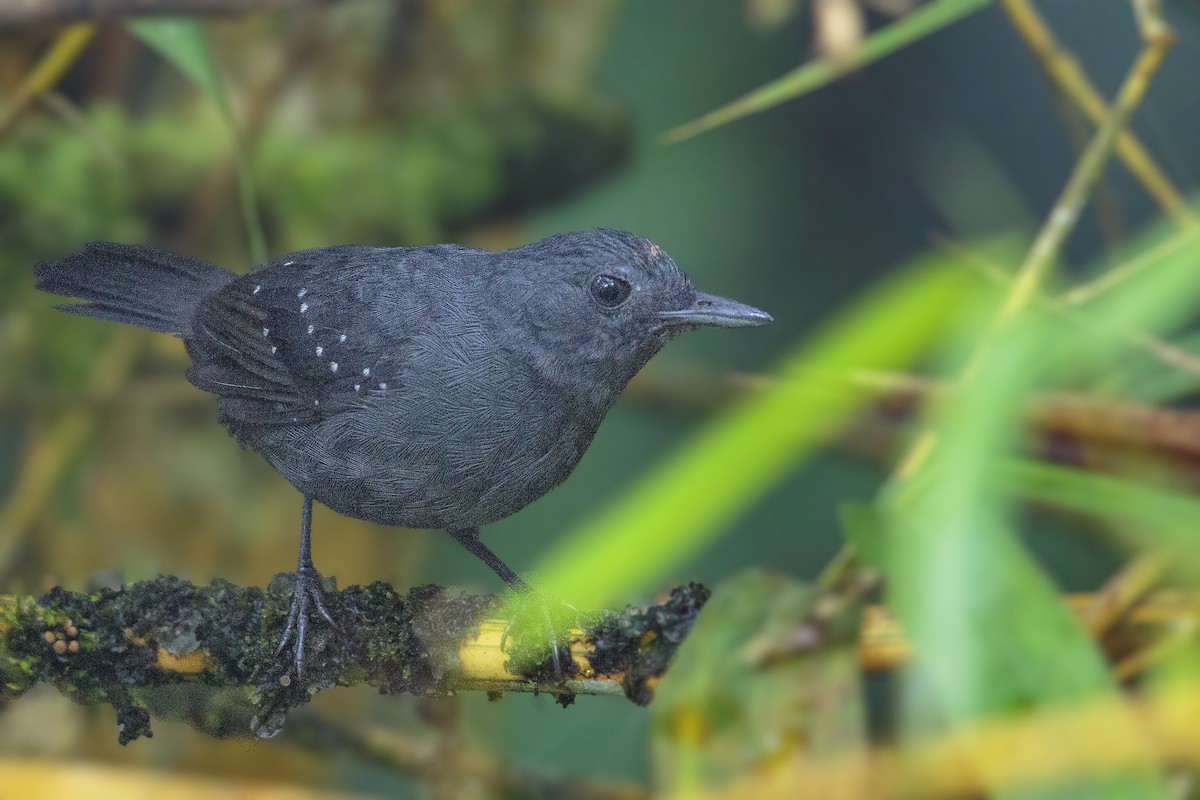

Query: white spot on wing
[297,288,307,299]
[300,302,308,313]
[262,327,269,337]
[339,334,347,342]
[252,285,261,295]
[354,384,361,392]
[379,382,387,390]
[307,324,315,335]
[284,260,294,266]
[316,346,324,356]
[330,362,339,372]
[362,367,370,377]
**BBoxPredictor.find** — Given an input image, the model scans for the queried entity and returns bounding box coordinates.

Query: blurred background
[3,0,1200,797]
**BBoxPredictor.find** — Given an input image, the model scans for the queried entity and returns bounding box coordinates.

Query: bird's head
[502,229,772,409]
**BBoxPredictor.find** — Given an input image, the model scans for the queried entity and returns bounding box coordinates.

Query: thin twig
[890,9,1176,484]
[1079,554,1166,637]
[39,91,125,169]
[0,23,96,140]
[1113,623,1193,680]
[999,0,1195,229]
[177,9,325,255]
[856,590,1200,672]
[938,233,1200,377]
[1059,227,1198,308]
[852,369,1200,463]
[994,42,1173,328]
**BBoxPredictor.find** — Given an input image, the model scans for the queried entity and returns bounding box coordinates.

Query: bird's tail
[35,242,236,336]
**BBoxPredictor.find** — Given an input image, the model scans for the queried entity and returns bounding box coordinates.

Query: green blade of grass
[662,0,993,144]
[871,216,1200,794]
[532,253,980,611]
[884,313,1168,798]
[1003,460,1200,559]
[128,18,267,264]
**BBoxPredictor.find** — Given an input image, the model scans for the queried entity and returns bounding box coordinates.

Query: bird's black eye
[590,274,632,308]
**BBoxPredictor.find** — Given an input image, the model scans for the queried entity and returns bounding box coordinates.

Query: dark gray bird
[35,229,771,676]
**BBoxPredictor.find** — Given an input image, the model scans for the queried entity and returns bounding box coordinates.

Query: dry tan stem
[999,0,1195,229]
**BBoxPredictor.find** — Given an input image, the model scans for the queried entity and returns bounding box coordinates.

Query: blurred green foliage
[4,1,1200,798]
[534,251,981,610]
[652,570,866,792]
[0,95,627,267]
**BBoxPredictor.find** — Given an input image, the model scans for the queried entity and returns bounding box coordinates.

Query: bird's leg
[448,528,567,676]
[276,496,337,678]
[448,527,529,592]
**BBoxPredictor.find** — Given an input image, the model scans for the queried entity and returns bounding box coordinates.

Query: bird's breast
[253,335,603,531]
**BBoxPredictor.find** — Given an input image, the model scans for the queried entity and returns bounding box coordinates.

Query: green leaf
[879,217,1200,795]
[885,313,1168,798]
[127,18,225,103]
[662,0,994,143]
[837,501,887,571]
[1065,225,1200,364]
[1002,460,1200,563]
[1102,328,1200,403]
[127,18,266,264]
[532,252,981,611]
[876,224,1200,795]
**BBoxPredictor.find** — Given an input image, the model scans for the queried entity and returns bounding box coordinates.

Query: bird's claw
[500,593,575,681]
[275,566,338,680]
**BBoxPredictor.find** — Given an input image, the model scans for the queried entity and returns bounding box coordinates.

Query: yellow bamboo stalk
[0,759,364,800]
[0,23,97,139]
[999,0,1195,229]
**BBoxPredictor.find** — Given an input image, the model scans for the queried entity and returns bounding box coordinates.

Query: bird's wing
[186,252,392,425]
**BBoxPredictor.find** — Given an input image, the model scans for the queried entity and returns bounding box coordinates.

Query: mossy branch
[0,575,710,743]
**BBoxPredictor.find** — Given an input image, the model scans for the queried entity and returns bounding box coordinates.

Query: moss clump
[589,583,711,705]
[378,584,496,696]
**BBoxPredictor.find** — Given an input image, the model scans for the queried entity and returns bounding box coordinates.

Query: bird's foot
[275,565,338,680]
[501,591,579,683]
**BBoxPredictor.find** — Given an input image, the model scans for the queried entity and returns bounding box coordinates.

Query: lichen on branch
[0,575,709,743]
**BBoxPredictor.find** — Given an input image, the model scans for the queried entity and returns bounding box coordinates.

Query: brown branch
[857,589,1195,673]
[632,366,1200,469]
[0,576,709,743]
[0,0,340,28]
[852,370,1200,466]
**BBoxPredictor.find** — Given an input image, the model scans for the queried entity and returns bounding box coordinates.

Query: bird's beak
[658,292,774,328]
